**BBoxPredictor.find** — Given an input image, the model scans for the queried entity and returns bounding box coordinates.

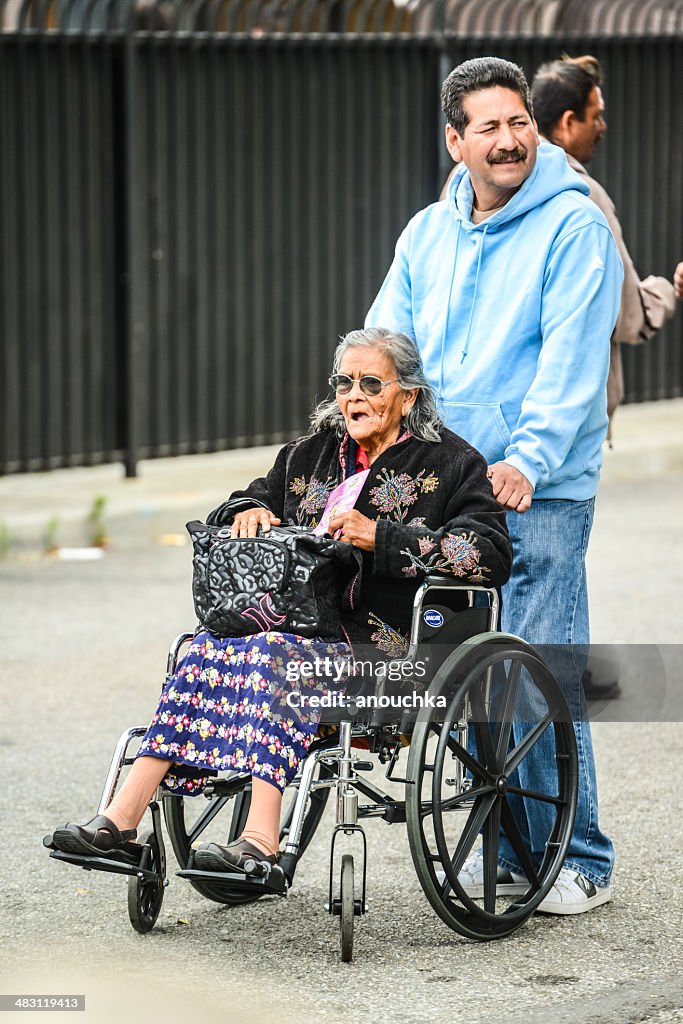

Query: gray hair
[310,327,444,443]
[441,57,533,136]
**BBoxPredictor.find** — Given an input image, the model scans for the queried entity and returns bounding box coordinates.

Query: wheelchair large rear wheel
[164,763,332,906]
[406,633,578,940]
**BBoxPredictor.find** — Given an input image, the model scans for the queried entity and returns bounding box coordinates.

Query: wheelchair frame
[45,579,579,958]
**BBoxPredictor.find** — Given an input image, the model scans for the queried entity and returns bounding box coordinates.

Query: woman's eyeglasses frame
[329,373,399,397]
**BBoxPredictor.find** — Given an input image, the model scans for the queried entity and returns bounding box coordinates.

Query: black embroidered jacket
[211,428,512,653]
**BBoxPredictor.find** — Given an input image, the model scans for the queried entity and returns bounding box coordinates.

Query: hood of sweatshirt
[433,144,592,370]
[426,142,592,371]
[447,141,591,231]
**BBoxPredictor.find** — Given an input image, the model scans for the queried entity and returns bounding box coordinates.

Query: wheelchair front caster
[127,832,164,933]
[339,854,355,962]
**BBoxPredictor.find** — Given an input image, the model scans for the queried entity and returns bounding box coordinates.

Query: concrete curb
[1,399,682,550]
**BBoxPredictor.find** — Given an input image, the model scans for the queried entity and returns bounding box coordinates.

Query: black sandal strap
[83,814,137,844]
[197,839,279,869]
[225,839,267,858]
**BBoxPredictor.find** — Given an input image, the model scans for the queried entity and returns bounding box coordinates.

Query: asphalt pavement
[1,399,682,1024]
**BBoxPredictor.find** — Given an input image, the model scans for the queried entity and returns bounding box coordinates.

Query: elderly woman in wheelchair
[46,327,579,952]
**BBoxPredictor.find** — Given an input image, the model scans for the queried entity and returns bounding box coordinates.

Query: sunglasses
[329,373,399,397]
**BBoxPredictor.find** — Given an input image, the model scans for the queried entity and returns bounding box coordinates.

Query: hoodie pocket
[442,402,511,463]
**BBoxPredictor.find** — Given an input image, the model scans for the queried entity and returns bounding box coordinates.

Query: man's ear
[445,124,463,163]
[552,109,575,147]
[532,117,541,145]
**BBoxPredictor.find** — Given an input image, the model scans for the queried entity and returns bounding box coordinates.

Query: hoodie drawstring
[439,223,460,394]
[460,223,488,364]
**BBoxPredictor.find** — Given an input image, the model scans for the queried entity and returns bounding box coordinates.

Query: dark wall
[0,26,680,474]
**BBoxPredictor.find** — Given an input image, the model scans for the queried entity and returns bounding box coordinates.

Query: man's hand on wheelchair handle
[487,462,533,513]
[230,507,281,538]
[328,509,377,551]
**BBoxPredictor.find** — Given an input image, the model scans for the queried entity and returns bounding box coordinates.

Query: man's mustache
[487,147,527,165]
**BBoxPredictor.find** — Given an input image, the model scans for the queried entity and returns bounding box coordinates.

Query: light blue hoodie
[366,142,623,500]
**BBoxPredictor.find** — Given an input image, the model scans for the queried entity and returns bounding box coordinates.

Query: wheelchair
[44,579,579,960]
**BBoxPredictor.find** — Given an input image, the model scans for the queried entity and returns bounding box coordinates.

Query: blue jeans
[497,498,615,887]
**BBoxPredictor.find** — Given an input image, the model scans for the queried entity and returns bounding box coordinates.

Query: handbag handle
[205,496,272,527]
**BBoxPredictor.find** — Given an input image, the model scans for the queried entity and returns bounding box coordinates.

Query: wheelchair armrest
[421,576,495,593]
[166,631,195,677]
[406,579,500,656]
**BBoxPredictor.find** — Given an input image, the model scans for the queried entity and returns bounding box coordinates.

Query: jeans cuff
[562,860,612,889]
[497,853,526,876]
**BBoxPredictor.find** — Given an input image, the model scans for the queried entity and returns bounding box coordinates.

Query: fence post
[123,2,139,478]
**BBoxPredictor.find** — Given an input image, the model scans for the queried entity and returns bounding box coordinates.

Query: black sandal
[194,839,278,874]
[52,814,139,861]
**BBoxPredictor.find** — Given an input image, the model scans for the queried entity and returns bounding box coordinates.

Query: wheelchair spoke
[440,876,454,898]
[184,795,231,845]
[227,789,250,841]
[493,659,522,770]
[505,709,557,776]
[506,785,565,806]
[469,683,497,770]
[499,798,540,889]
[447,792,497,877]
[444,734,494,783]
[436,784,495,816]
[481,796,502,913]
[431,722,491,782]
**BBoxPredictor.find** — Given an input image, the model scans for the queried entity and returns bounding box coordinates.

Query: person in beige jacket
[532,54,682,699]
[530,54,682,420]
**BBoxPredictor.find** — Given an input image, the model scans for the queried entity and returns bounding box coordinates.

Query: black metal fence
[1,0,681,474]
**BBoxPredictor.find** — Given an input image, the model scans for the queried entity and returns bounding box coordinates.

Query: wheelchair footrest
[177,854,288,897]
[45,845,156,881]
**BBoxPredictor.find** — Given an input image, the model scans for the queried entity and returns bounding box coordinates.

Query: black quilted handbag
[186,518,362,641]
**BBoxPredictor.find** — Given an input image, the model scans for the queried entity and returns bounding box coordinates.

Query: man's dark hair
[441,57,533,136]
[531,55,603,138]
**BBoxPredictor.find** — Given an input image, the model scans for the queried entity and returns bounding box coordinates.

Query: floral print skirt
[136,630,349,795]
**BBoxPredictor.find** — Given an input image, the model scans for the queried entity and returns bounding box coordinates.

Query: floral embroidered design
[369,469,439,523]
[368,612,409,658]
[401,530,490,582]
[289,475,336,527]
[420,474,439,494]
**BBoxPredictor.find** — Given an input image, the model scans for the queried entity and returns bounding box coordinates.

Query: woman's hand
[328,510,377,551]
[230,508,281,538]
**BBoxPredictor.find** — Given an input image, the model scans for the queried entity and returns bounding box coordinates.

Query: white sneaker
[438,848,529,897]
[536,867,612,915]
